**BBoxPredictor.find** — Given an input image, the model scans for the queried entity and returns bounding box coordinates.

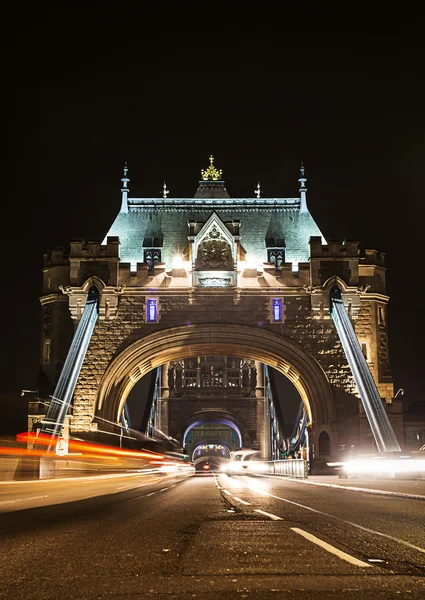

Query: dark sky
[3,5,425,428]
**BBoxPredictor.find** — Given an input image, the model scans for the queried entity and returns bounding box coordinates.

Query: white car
[222,450,268,475]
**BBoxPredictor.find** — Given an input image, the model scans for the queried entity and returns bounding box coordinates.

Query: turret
[120,161,130,213]
[299,162,308,213]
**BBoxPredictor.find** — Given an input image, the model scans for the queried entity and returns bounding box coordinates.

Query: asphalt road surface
[1,472,425,599]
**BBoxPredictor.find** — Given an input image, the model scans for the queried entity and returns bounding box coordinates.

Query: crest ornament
[201,155,223,181]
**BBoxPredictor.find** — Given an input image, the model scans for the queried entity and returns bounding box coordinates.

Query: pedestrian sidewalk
[297,475,425,500]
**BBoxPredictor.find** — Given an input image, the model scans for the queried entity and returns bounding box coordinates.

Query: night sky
[3,5,425,430]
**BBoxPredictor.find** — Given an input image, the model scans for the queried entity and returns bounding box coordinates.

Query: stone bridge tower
[38,157,402,464]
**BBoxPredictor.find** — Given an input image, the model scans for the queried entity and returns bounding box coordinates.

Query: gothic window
[143,249,162,272]
[318,431,331,456]
[201,364,223,387]
[145,298,159,323]
[184,369,197,387]
[43,338,51,363]
[378,305,385,326]
[361,342,368,360]
[227,370,240,387]
[271,298,284,322]
[266,238,285,270]
[267,248,286,270]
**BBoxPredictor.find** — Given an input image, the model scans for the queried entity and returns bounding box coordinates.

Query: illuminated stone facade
[38,158,400,459]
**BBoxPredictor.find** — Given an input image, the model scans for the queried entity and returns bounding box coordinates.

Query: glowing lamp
[172,254,184,269]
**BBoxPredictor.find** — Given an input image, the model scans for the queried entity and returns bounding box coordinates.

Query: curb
[267,475,425,501]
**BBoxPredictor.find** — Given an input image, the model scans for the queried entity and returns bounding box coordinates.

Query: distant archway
[182,411,244,448]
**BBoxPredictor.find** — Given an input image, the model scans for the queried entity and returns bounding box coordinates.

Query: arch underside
[183,414,243,448]
[95,324,336,433]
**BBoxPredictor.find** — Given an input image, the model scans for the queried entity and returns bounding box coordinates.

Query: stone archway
[95,324,336,452]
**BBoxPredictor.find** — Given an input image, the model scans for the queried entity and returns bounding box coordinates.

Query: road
[1,472,425,599]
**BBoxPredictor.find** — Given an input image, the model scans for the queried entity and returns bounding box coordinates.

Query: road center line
[222,489,232,496]
[255,509,283,520]
[291,527,372,568]
[233,496,250,505]
[244,483,425,555]
[146,492,156,497]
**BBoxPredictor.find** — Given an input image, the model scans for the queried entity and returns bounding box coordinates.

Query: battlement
[70,237,120,258]
[43,246,69,267]
[280,262,310,287]
[118,262,150,286]
[310,237,359,258]
[360,249,385,267]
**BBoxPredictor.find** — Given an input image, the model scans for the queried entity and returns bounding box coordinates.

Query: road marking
[244,483,425,555]
[368,558,385,563]
[222,489,232,496]
[160,488,168,492]
[291,527,372,568]
[146,492,156,497]
[254,509,283,520]
[233,496,250,505]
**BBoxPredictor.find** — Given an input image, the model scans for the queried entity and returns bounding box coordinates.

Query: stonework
[37,163,398,460]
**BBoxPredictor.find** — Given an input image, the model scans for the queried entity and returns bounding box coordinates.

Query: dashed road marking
[222,489,232,496]
[291,527,372,568]
[245,483,425,555]
[233,496,250,506]
[254,509,283,520]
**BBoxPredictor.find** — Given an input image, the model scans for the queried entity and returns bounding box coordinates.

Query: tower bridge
[36,157,403,469]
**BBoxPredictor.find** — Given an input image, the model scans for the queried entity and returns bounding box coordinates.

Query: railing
[267,458,308,479]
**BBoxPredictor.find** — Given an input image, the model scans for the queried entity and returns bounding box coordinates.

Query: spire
[120,161,130,214]
[162,182,169,199]
[298,162,308,213]
[254,182,261,198]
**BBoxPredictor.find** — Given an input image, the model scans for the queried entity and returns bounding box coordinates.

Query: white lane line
[160,488,168,492]
[254,509,283,520]
[222,489,232,496]
[233,496,250,506]
[146,492,156,497]
[244,483,425,555]
[291,527,372,568]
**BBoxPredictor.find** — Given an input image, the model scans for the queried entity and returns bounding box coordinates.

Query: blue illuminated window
[146,298,158,323]
[272,298,283,322]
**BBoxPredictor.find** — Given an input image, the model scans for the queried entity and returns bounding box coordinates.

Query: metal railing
[266,458,308,479]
